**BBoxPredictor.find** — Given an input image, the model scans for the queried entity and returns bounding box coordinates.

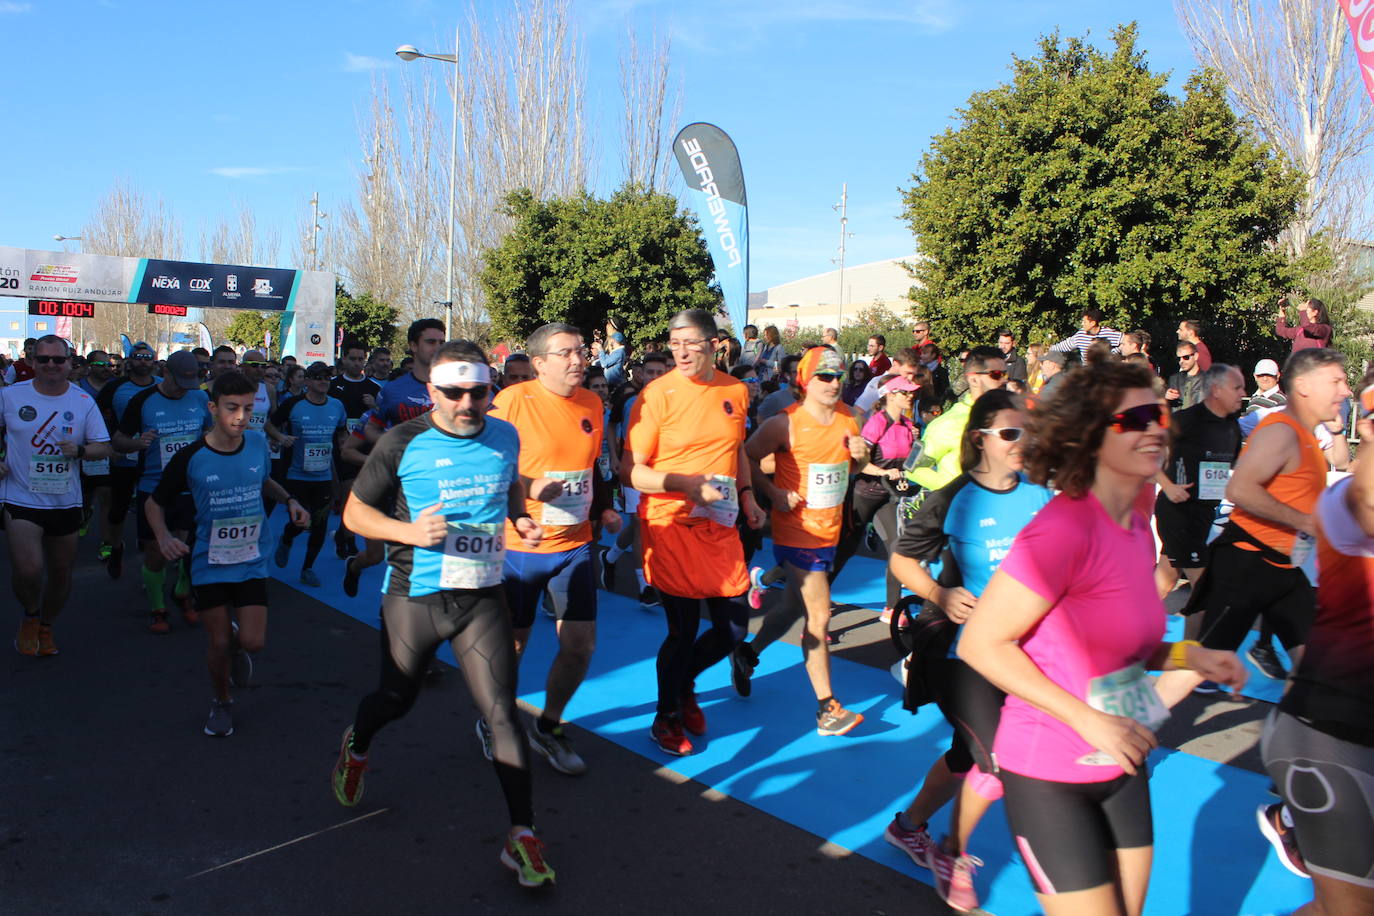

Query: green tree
[225,311,281,351]
[902,25,1304,365]
[335,283,398,350]
[481,183,722,347]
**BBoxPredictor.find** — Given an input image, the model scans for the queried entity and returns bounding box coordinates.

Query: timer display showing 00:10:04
[27,300,97,318]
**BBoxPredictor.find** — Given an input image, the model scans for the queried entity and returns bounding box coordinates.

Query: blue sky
[0,1,1201,293]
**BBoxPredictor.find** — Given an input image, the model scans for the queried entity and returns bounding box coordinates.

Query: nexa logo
[679,136,742,269]
[189,278,211,291]
[151,276,180,289]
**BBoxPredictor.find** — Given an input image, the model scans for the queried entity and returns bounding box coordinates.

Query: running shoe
[680,690,707,736]
[597,549,616,591]
[107,542,124,579]
[15,617,40,656]
[476,716,494,761]
[36,624,58,657]
[650,713,693,756]
[730,642,757,698]
[274,540,290,568]
[883,814,934,869]
[331,726,368,806]
[878,606,894,626]
[1256,803,1308,878]
[501,830,556,888]
[300,568,321,588]
[639,585,662,609]
[529,721,587,775]
[204,699,234,737]
[97,543,113,562]
[1247,642,1289,681]
[343,559,362,597]
[747,566,766,610]
[148,611,171,634]
[930,847,984,913]
[179,593,199,626]
[816,699,863,736]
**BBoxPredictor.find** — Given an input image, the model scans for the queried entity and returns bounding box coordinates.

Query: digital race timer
[28,299,97,318]
[147,303,189,317]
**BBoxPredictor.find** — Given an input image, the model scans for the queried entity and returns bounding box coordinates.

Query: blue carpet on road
[272,524,1309,916]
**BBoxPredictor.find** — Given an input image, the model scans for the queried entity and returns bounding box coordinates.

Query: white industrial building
[746,256,921,331]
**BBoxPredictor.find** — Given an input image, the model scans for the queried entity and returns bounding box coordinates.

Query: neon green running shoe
[331,726,367,807]
[97,543,112,562]
[501,831,556,887]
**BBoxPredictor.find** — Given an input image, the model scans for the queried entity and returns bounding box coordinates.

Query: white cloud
[0,2,34,13]
[209,166,302,179]
[344,52,395,72]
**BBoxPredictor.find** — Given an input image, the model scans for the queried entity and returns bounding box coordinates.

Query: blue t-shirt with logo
[372,371,432,430]
[117,385,212,492]
[98,377,159,468]
[350,414,519,598]
[272,394,347,482]
[153,431,275,584]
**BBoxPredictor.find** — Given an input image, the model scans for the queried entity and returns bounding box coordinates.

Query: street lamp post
[396,38,459,339]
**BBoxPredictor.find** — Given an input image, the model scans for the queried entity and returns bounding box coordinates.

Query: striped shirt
[1049,327,1123,360]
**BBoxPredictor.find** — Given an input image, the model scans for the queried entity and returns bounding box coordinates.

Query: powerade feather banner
[672,123,749,336]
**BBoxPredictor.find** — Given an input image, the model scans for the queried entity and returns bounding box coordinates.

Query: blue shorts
[502,543,597,629]
[773,543,836,572]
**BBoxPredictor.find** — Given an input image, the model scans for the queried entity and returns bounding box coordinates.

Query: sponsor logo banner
[1342,0,1374,104]
[672,123,750,337]
[135,259,296,311]
[0,246,138,300]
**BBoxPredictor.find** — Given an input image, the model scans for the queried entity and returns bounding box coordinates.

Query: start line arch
[0,246,335,361]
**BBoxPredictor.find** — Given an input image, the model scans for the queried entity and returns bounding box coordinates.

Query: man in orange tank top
[488,322,621,775]
[738,347,869,736]
[1156,348,1350,707]
[623,310,767,756]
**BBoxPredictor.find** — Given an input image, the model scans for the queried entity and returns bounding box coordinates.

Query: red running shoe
[650,714,693,756]
[680,691,707,736]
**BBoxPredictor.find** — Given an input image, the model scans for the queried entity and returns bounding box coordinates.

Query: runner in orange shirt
[488,322,621,775]
[738,346,868,735]
[624,309,766,756]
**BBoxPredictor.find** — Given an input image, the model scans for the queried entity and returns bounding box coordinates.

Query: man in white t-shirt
[1,336,112,656]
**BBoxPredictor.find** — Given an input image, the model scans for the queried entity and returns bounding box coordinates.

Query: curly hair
[1022,354,1157,497]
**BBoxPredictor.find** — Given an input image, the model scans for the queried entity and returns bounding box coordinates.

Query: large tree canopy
[334,283,397,351]
[481,184,721,346]
[902,24,1304,358]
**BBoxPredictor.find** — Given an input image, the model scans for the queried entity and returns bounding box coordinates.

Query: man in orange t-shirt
[489,322,621,776]
[624,309,766,756]
[738,347,868,736]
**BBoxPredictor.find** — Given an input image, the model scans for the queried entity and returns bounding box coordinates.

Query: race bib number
[439,522,504,589]
[689,475,738,527]
[1078,662,1169,765]
[541,469,593,527]
[159,434,194,467]
[1198,461,1230,501]
[82,457,110,477]
[302,442,333,473]
[208,515,263,566]
[1290,531,1316,567]
[28,454,73,494]
[249,412,267,431]
[806,461,848,510]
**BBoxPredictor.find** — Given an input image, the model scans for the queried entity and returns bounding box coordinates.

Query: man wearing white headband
[331,340,557,888]
[487,322,621,776]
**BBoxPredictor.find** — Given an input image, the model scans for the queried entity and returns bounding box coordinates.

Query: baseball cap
[1254,358,1280,377]
[882,375,920,395]
[795,347,845,386]
[166,350,201,389]
[611,332,625,344]
[1041,351,1068,367]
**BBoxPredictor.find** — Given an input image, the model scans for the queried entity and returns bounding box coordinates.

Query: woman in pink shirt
[958,355,1247,916]
[1275,296,1333,354]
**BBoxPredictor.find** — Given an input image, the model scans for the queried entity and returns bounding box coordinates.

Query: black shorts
[1001,768,1153,895]
[2,504,83,537]
[193,577,269,610]
[285,479,333,513]
[137,491,195,543]
[502,544,597,629]
[380,587,511,672]
[1154,496,1217,568]
[931,657,1005,777]
[108,465,140,525]
[1191,541,1314,651]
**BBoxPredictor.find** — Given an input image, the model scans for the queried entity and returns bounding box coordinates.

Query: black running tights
[657,592,749,715]
[350,590,533,827]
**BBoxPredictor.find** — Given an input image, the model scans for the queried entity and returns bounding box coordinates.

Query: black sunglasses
[1110,403,1170,433]
[436,384,490,401]
[35,354,70,365]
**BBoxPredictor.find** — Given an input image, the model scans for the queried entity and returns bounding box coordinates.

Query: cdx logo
[189,278,211,291]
